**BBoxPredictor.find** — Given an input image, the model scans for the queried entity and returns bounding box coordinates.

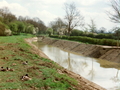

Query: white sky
[0,0,119,31]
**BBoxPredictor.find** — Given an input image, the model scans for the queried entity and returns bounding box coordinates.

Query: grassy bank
[0,35,78,90]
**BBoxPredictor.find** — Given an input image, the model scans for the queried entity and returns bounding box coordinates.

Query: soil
[40,37,120,63]
[25,37,106,90]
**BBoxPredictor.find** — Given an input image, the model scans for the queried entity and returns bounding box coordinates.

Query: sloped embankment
[40,37,120,63]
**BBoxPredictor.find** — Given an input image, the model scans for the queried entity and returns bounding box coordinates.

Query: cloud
[76,0,104,6]
[29,0,66,5]
[80,0,97,6]
[80,7,116,30]
[36,10,58,25]
[0,0,117,30]
[0,0,29,17]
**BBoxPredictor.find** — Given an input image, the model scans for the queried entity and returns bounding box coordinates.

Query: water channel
[34,41,120,90]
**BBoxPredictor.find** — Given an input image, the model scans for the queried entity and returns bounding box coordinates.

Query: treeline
[0,7,46,36]
[70,29,114,39]
[50,35,120,46]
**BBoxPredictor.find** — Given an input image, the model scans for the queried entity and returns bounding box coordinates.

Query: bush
[46,28,53,36]
[15,21,25,34]
[50,35,120,46]
[0,22,10,36]
[24,23,35,34]
[70,29,84,36]
[9,22,18,34]
[95,33,113,39]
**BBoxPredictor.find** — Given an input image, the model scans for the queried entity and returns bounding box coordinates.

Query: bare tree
[107,0,120,23]
[49,17,66,34]
[107,0,120,47]
[112,27,120,47]
[64,2,84,35]
[0,7,16,24]
[88,19,97,33]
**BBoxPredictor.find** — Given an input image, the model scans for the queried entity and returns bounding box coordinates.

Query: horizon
[0,0,119,31]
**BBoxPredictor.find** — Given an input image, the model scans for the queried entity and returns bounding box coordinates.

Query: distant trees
[0,7,47,36]
[19,16,47,34]
[98,27,106,34]
[87,19,97,33]
[46,28,53,36]
[49,17,66,35]
[64,2,84,35]
[0,7,17,24]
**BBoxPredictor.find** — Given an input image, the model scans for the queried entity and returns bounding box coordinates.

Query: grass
[0,34,78,90]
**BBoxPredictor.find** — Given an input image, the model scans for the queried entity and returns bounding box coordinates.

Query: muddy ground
[26,37,106,90]
[40,37,120,63]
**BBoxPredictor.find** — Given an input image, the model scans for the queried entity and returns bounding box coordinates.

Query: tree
[64,2,84,35]
[9,22,18,34]
[49,17,66,35]
[107,0,120,23]
[25,17,46,34]
[0,21,11,36]
[15,21,25,34]
[98,27,106,33]
[88,19,97,33]
[49,21,58,33]
[46,28,53,36]
[25,24,35,34]
[112,27,120,46]
[107,0,120,47]
[0,7,16,24]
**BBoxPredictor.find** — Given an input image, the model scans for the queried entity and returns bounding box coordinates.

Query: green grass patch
[0,34,78,89]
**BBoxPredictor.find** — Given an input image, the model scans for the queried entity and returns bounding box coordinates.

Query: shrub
[9,22,18,34]
[50,35,120,46]
[0,21,10,36]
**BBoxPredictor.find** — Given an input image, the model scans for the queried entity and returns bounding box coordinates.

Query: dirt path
[25,37,106,90]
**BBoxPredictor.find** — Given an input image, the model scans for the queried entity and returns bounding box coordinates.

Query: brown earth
[40,37,120,63]
[25,37,106,90]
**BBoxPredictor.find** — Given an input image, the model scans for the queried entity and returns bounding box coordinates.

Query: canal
[34,41,120,90]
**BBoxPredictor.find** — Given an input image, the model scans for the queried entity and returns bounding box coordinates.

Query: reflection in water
[88,59,95,81]
[111,70,120,82]
[34,42,120,90]
[67,53,72,70]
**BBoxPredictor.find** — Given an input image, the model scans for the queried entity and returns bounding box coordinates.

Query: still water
[35,42,120,90]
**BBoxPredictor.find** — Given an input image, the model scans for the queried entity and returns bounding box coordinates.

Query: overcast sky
[0,0,119,31]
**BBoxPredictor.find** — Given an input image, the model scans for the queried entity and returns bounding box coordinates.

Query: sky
[0,0,119,31]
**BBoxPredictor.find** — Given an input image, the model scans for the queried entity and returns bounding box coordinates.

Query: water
[35,42,120,90]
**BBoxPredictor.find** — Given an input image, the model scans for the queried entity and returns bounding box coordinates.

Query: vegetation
[107,0,120,23]
[64,2,84,35]
[0,35,78,89]
[0,1,119,89]
[0,7,47,36]
[50,35,119,46]
[107,0,120,47]
[46,28,53,36]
